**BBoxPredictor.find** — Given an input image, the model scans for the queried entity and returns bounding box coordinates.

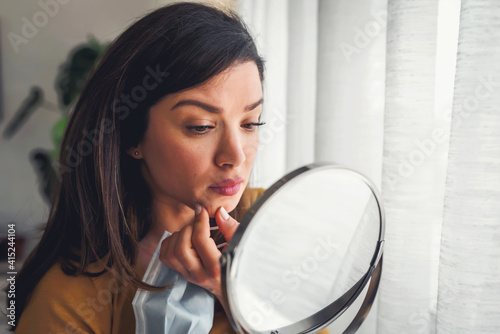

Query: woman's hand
[159,204,239,301]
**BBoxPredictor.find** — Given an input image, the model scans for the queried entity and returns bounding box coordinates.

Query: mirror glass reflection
[228,168,381,332]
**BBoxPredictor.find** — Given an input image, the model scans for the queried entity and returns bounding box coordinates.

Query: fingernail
[220,206,229,221]
[195,204,202,215]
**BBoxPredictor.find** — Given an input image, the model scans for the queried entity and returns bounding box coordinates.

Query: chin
[203,192,242,218]
[224,198,240,213]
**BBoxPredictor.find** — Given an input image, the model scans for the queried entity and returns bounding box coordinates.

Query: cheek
[142,122,209,187]
[152,138,209,181]
[174,142,209,177]
[243,136,259,163]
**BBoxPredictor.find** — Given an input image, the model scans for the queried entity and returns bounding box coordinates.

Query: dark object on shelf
[2,87,44,139]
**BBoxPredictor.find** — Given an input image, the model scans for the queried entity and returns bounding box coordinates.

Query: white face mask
[132,231,215,333]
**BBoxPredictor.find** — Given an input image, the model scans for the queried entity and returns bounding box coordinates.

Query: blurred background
[0,0,237,258]
[1,0,499,333]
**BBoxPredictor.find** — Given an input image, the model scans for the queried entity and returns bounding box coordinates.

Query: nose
[214,125,246,168]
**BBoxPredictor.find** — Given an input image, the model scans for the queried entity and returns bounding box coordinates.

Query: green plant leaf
[50,116,67,160]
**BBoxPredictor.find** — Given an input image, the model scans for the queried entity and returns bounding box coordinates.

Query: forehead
[177,62,262,99]
[150,61,263,113]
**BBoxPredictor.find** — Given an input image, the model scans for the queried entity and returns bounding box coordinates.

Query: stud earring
[134,151,140,156]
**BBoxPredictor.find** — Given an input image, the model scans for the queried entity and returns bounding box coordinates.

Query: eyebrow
[171,98,264,113]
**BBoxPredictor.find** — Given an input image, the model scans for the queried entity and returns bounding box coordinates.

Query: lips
[209,177,243,188]
[209,177,243,196]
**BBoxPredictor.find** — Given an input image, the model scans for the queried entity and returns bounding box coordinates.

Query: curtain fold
[286,0,318,171]
[437,1,500,333]
[316,0,385,188]
[378,1,445,333]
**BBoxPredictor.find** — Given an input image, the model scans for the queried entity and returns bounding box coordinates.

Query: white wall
[0,0,231,254]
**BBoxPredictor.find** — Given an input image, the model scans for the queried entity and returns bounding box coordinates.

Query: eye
[241,122,266,131]
[186,125,215,135]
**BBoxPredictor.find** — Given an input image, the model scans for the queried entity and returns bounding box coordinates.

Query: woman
[14,3,267,333]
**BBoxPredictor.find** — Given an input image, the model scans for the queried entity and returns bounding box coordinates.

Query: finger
[161,232,181,268]
[192,204,221,278]
[215,206,240,243]
[159,232,175,266]
[175,224,205,281]
[160,232,192,280]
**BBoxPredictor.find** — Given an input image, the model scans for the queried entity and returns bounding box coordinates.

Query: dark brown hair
[13,1,264,325]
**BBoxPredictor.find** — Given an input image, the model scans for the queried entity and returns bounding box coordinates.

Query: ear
[126,146,143,159]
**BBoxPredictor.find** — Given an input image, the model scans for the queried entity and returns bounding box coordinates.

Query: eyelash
[186,122,266,135]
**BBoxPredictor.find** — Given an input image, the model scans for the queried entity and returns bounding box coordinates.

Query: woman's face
[134,61,263,217]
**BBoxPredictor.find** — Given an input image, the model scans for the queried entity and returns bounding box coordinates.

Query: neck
[139,196,195,252]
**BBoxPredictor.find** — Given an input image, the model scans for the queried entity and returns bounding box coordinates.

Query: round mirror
[221,163,385,334]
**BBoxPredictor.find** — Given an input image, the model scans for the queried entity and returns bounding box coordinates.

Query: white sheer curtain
[379,1,446,333]
[242,0,385,188]
[437,1,500,332]
[237,0,500,333]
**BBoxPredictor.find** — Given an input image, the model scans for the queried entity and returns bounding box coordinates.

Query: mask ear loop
[209,217,227,249]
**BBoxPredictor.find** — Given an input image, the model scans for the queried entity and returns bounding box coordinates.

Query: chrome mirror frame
[221,162,385,334]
